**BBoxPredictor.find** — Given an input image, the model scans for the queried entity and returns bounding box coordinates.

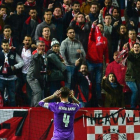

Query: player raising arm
[38,87,81,140]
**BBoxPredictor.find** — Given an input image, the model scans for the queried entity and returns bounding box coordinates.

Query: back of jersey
[49,102,81,139]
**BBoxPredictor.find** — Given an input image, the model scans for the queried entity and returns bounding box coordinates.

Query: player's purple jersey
[39,101,81,140]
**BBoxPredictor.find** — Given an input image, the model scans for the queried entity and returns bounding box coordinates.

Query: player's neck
[61,98,69,102]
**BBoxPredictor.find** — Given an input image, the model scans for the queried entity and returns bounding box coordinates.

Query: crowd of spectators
[0,0,140,109]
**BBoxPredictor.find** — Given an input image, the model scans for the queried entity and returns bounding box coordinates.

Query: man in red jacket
[86,21,109,106]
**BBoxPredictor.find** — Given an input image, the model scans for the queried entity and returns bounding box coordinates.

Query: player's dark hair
[1,39,9,45]
[60,87,70,98]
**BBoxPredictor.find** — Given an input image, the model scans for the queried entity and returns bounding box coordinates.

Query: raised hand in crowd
[48,3,54,9]
[85,15,90,22]
[75,58,81,66]
[92,19,98,26]
[113,21,119,27]
[100,7,104,15]
[73,12,79,21]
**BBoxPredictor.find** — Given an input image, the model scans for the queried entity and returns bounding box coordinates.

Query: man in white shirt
[16,36,32,106]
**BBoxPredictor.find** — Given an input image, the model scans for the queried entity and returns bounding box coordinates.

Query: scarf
[24,1,36,7]
[117,38,139,66]
[110,82,118,88]
[76,22,85,30]
[103,7,113,18]
[63,3,71,12]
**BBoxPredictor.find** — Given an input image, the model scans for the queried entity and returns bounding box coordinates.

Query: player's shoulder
[71,103,81,107]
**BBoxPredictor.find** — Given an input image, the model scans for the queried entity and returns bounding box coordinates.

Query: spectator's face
[37,42,45,52]
[0,8,6,15]
[27,0,35,3]
[112,9,119,18]
[120,25,126,35]
[52,44,60,53]
[104,15,112,25]
[67,29,75,39]
[108,74,115,83]
[97,24,104,33]
[77,14,85,23]
[133,44,140,54]
[5,0,13,3]
[63,0,70,5]
[72,4,80,13]
[3,28,11,38]
[53,8,62,17]
[23,36,32,48]
[42,27,50,38]
[90,5,98,14]
[29,9,37,19]
[80,65,88,76]
[44,11,52,21]
[1,43,10,53]
[128,31,136,41]
[113,53,119,61]
[16,5,24,15]
[136,1,140,10]
[104,0,112,9]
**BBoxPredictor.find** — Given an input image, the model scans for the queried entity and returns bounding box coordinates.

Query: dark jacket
[71,66,92,103]
[125,51,140,83]
[47,49,66,81]
[5,13,27,44]
[0,51,24,76]
[63,9,73,38]
[89,13,98,23]
[101,79,124,107]
[52,16,64,43]
[22,16,42,41]
[69,20,91,52]
[27,53,47,88]
[0,35,18,51]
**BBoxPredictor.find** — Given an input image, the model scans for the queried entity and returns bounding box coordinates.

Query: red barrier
[0,107,87,140]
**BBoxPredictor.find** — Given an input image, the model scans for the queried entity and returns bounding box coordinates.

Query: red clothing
[105,61,131,93]
[38,37,51,53]
[86,27,109,64]
[32,49,37,55]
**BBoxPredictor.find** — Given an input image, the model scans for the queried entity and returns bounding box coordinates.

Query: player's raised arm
[69,90,80,104]
[38,90,61,106]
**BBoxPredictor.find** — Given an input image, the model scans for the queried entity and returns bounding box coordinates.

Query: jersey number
[63,113,70,127]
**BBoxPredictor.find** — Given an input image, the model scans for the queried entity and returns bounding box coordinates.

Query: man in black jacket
[27,40,47,107]
[71,58,95,107]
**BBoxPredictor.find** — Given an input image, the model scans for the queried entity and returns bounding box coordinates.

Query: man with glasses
[60,27,86,89]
